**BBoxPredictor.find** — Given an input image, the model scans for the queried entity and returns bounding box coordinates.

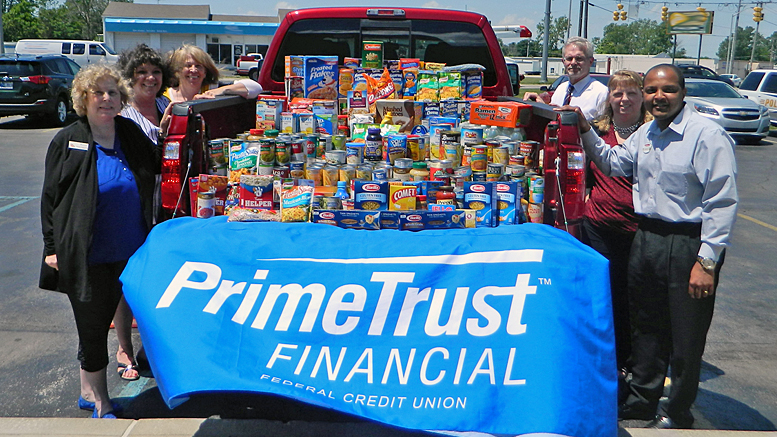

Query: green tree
[64,0,131,40]
[535,16,570,56]
[501,39,541,57]
[3,0,41,40]
[39,3,82,38]
[596,19,675,55]
[717,26,770,62]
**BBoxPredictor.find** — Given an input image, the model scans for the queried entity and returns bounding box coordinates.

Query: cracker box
[312,210,380,230]
[198,174,229,215]
[389,185,417,210]
[238,175,274,210]
[256,99,283,130]
[468,101,532,128]
[354,181,389,210]
[464,181,499,227]
[496,181,519,225]
[300,56,338,100]
[376,99,416,133]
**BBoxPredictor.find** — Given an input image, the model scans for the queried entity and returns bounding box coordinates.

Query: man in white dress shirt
[561,64,738,429]
[524,36,608,121]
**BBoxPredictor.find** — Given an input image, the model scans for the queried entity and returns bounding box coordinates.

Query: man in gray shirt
[561,64,738,429]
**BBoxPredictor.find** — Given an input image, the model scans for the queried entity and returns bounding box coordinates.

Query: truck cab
[258,7,515,100]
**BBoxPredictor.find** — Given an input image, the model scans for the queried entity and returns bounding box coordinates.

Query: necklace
[613,121,641,138]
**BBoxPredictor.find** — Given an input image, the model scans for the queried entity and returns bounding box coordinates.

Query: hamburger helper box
[286,56,339,100]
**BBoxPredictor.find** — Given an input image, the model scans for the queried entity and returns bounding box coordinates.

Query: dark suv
[0,54,80,125]
[676,65,735,87]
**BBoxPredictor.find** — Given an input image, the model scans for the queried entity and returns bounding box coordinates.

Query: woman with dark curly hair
[40,64,159,418]
[111,43,171,381]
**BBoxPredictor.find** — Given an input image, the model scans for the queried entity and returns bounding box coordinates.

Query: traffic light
[614,3,626,21]
[661,6,669,21]
[613,11,620,20]
[754,6,764,22]
[621,10,628,20]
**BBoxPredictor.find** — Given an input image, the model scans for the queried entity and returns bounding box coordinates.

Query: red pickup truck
[257,7,521,99]
[235,53,263,81]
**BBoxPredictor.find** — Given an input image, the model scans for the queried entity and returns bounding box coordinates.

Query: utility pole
[749,3,764,72]
[0,0,5,54]
[541,0,551,82]
[728,0,743,74]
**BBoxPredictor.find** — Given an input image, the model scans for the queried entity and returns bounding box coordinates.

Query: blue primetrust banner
[120,217,616,436]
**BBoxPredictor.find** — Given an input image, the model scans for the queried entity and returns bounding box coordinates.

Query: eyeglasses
[563,56,590,63]
[89,90,120,98]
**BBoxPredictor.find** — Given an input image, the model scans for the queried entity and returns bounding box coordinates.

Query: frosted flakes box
[300,56,339,100]
[354,180,389,211]
[311,210,380,230]
[464,181,499,227]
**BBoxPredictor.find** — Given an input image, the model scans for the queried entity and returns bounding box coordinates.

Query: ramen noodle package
[354,180,389,210]
[438,72,462,100]
[197,174,229,215]
[416,71,439,102]
[281,184,314,222]
[239,174,274,210]
[464,181,499,227]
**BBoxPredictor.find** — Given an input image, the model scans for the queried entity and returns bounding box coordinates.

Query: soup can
[461,145,472,167]
[487,163,504,181]
[256,164,274,176]
[345,142,364,165]
[470,146,487,172]
[373,168,388,181]
[196,190,215,218]
[406,135,421,161]
[291,139,306,162]
[289,161,305,179]
[485,139,500,162]
[510,154,525,166]
[493,146,510,165]
[273,165,290,179]
[528,202,543,223]
[325,150,347,165]
[472,171,487,182]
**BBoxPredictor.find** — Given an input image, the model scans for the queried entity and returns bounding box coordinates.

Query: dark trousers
[68,261,126,372]
[580,217,635,369]
[624,218,722,426]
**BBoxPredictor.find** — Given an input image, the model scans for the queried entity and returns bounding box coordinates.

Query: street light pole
[541,0,551,82]
[728,0,743,74]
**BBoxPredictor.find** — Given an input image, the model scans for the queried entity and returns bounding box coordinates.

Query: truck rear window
[271,18,497,86]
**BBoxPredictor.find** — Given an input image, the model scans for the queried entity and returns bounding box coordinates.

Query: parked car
[720,73,742,87]
[676,65,735,87]
[738,69,777,127]
[0,53,80,125]
[537,73,610,102]
[684,78,770,144]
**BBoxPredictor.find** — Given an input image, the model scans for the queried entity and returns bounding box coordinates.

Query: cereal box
[312,210,381,230]
[354,180,389,210]
[238,175,274,210]
[295,56,338,100]
[389,185,417,210]
[496,181,519,225]
[464,181,499,227]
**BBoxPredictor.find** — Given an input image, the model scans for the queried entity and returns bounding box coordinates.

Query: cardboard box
[238,175,274,210]
[496,181,519,225]
[376,99,416,133]
[311,210,380,230]
[286,56,339,100]
[256,99,283,130]
[469,101,532,128]
[354,181,389,210]
[464,181,499,227]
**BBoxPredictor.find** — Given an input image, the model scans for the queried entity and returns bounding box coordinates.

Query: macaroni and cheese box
[311,210,381,230]
[464,181,499,227]
[354,181,389,210]
[389,185,417,210]
[496,181,519,225]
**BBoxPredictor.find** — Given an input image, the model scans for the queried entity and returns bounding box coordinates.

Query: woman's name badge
[642,143,652,154]
[68,141,89,151]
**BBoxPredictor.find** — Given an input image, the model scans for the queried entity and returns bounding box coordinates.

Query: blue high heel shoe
[78,396,122,413]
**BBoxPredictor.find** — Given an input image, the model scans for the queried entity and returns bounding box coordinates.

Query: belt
[638,216,701,237]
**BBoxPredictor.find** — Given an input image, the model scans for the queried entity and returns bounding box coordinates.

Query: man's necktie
[563,84,575,106]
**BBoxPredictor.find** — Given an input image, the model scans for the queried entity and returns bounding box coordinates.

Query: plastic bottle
[365,127,383,162]
[335,181,349,200]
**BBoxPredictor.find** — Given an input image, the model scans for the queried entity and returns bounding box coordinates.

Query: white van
[15,39,119,67]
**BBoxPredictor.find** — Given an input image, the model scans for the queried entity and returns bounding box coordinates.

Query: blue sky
[136,0,775,60]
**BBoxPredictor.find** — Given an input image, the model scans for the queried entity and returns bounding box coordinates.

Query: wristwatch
[697,256,717,272]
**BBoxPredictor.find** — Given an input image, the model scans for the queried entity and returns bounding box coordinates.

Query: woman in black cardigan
[40,64,159,419]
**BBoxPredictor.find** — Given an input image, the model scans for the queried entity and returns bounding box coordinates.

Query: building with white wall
[102,2,284,66]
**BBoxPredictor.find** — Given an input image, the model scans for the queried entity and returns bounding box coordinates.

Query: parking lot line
[738,212,777,232]
[0,196,38,213]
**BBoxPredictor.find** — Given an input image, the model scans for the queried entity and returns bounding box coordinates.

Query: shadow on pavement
[695,387,777,431]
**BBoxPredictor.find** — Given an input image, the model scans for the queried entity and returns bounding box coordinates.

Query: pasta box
[354,181,389,210]
[464,181,499,227]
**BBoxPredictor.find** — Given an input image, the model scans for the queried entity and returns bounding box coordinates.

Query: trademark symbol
[538,278,551,285]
